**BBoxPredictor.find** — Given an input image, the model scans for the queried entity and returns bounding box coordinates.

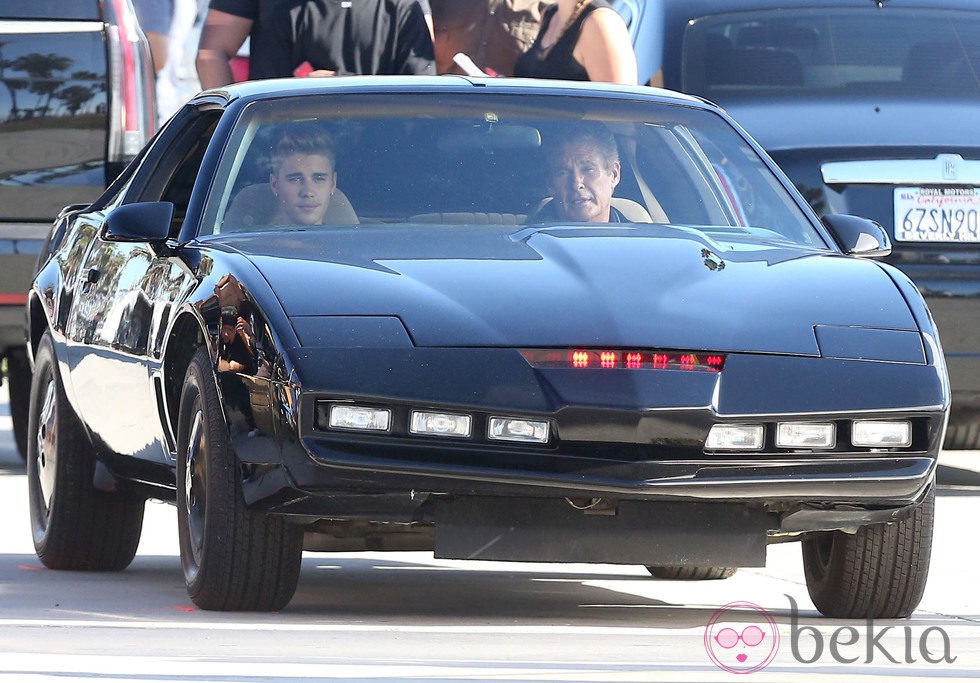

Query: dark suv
[0,0,156,456]
[618,0,980,447]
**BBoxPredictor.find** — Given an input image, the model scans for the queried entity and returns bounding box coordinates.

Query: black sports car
[27,76,947,617]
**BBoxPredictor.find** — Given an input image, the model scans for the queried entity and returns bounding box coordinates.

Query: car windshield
[681,8,980,100]
[200,92,822,247]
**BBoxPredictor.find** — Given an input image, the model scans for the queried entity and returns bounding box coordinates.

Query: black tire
[7,345,31,460]
[802,487,934,619]
[27,332,144,570]
[645,565,737,580]
[176,347,303,611]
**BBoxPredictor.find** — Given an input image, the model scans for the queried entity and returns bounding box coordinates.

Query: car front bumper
[244,430,938,524]
[241,439,937,565]
[227,348,946,538]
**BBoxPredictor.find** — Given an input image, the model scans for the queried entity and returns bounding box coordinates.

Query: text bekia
[787,596,956,665]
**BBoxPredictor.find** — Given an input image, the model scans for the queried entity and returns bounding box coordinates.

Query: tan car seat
[223,183,359,230]
[530,196,662,223]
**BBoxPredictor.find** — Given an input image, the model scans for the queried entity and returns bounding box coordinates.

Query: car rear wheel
[27,331,144,570]
[176,348,303,611]
[7,345,31,461]
[645,566,737,580]
[801,487,934,619]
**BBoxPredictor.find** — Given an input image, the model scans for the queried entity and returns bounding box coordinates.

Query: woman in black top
[513,0,636,83]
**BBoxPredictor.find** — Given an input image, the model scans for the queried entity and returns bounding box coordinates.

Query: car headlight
[488,417,550,443]
[814,325,925,364]
[851,420,912,448]
[705,424,764,450]
[776,422,835,449]
[328,404,391,432]
[410,411,472,438]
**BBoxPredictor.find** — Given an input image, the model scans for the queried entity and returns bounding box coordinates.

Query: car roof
[194,75,709,111]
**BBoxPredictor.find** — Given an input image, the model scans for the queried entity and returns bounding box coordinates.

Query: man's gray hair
[547,122,619,168]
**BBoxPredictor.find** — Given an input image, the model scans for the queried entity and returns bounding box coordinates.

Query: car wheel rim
[35,378,58,512]
[184,408,206,570]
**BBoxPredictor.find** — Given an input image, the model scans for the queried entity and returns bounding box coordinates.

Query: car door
[65,106,222,462]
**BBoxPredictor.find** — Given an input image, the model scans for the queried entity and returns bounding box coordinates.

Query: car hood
[717,96,980,153]
[223,225,917,354]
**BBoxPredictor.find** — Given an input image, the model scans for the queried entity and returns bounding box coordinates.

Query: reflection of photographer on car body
[218,305,256,374]
[203,273,255,374]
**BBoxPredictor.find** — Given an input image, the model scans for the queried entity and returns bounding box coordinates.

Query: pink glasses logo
[704,601,780,674]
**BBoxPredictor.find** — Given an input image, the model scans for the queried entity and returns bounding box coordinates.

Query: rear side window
[0,1,99,20]
[682,8,980,100]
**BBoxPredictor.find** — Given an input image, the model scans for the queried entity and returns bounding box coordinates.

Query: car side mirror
[821,214,891,258]
[104,201,174,242]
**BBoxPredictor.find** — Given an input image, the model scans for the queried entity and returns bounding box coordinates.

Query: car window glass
[126,109,221,236]
[198,93,822,247]
[682,8,980,99]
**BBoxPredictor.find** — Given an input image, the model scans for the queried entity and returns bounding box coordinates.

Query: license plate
[894,187,980,242]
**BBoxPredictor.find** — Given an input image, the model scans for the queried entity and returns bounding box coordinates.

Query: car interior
[198,94,820,247]
[216,118,667,231]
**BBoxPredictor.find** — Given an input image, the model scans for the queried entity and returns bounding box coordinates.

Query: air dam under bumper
[433,497,771,566]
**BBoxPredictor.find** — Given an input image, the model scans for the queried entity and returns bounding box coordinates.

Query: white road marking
[0,618,692,635]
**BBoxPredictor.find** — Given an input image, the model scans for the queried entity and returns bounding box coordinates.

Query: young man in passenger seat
[268,122,337,226]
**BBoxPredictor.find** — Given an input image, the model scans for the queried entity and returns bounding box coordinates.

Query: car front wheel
[176,348,303,611]
[27,331,144,570]
[801,487,934,619]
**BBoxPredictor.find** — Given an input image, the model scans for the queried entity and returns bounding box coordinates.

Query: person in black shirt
[513,0,635,83]
[197,0,434,88]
